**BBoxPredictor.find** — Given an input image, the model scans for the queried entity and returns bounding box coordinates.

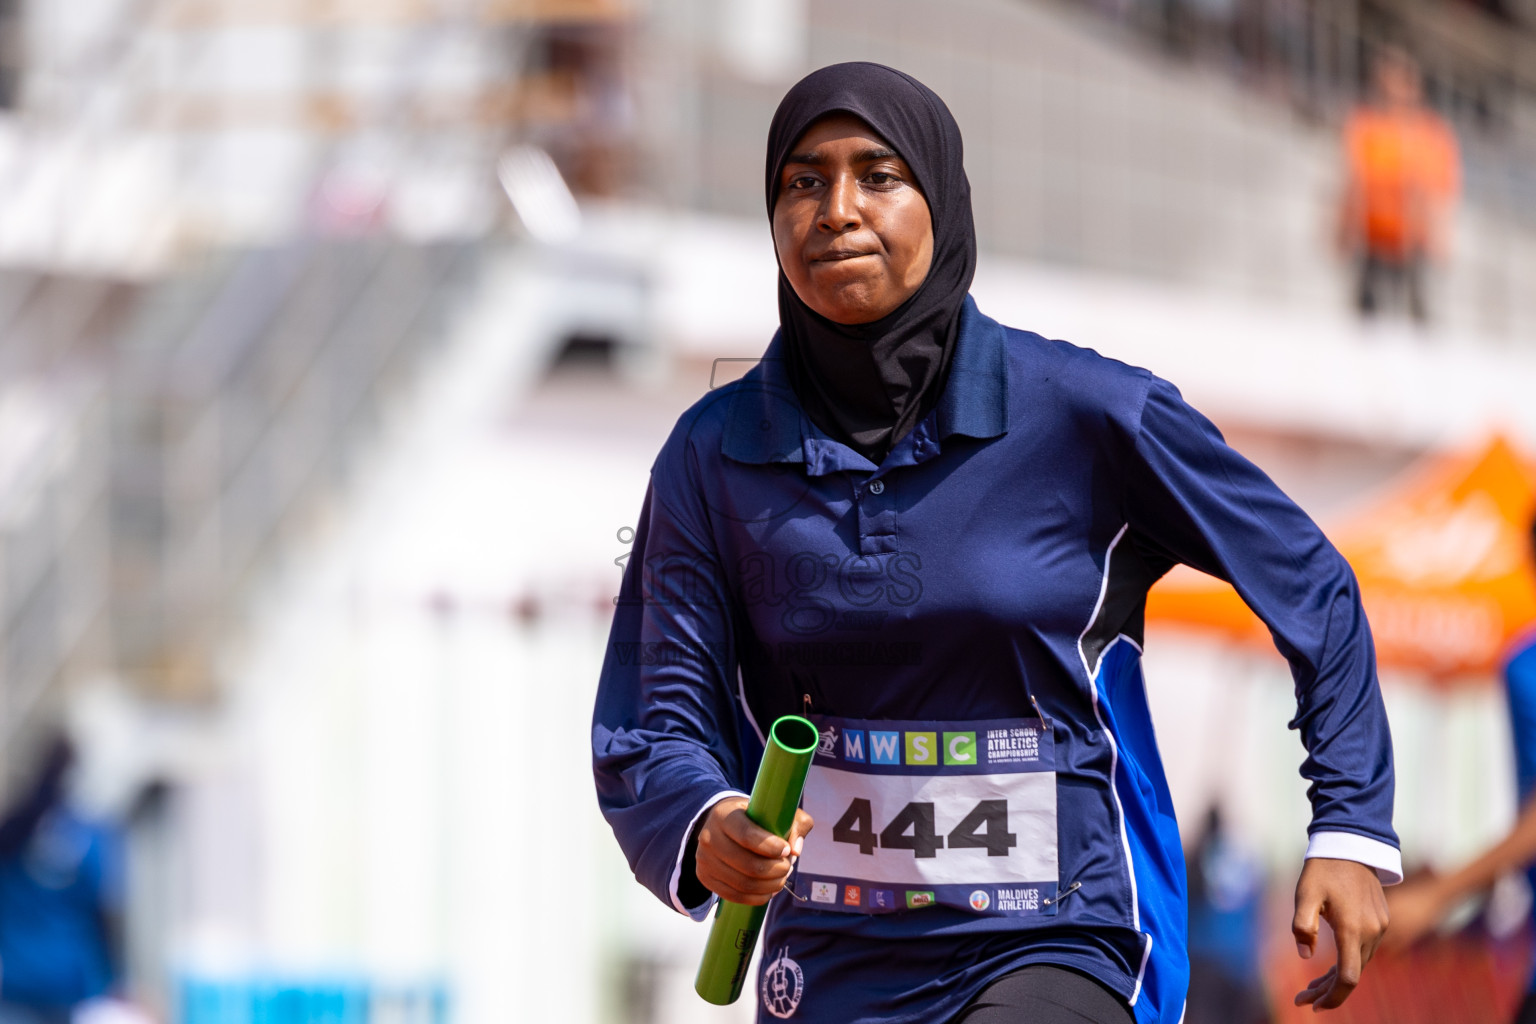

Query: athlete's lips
[812,248,879,262]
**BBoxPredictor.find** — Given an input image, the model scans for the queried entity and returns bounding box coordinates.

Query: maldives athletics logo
[761,945,805,1018]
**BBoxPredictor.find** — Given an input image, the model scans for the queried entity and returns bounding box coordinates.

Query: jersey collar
[721,294,1009,468]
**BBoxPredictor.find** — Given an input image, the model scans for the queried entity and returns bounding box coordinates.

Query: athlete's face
[772,114,934,325]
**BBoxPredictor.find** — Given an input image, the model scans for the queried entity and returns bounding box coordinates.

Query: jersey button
[868,480,885,495]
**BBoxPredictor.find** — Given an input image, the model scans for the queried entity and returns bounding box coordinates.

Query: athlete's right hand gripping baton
[694,715,819,1005]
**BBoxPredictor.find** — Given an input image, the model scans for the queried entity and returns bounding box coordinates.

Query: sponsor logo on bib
[818,725,837,757]
[969,889,991,911]
[906,890,935,909]
[843,885,861,906]
[810,881,836,904]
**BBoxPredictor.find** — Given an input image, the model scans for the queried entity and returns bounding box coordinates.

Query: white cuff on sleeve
[1305,831,1403,885]
[669,789,751,920]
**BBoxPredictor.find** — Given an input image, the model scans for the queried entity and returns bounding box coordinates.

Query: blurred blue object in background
[176,976,446,1024]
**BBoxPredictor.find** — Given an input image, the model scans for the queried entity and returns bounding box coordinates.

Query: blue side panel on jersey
[1502,632,1536,994]
[1096,638,1189,1024]
[1505,634,1536,804]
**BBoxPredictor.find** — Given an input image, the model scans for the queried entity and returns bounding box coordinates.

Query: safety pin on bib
[1043,881,1081,907]
[1029,693,1052,731]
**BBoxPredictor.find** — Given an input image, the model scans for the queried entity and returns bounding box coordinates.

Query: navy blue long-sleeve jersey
[592,297,1399,1024]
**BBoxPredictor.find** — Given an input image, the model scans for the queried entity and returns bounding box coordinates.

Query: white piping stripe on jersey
[1129,927,1153,1007]
[737,665,767,746]
[1075,523,1153,1006]
[1076,522,1129,682]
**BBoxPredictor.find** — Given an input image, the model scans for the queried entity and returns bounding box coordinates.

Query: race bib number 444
[792,716,1058,917]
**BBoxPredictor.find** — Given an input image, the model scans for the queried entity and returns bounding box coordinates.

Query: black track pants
[953,964,1135,1024]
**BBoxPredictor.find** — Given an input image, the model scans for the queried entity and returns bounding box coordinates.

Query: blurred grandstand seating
[107,240,475,701]
[637,0,1536,338]
[0,241,477,792]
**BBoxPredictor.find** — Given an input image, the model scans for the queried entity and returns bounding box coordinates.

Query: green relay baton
[695,714,819,1005]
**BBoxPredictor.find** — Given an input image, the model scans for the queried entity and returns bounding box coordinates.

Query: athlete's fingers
[696,855,794,905]
[697,799,790,859]
[697,877,778,905]
[1361,884,1390,965]
[785,809,815,857]
[1338,867,1390,967]
[693,799,795,904]
[1292,881,1321,961]
[698,820,796,879]
[1292,866,1326,1008]
[1293,966,1334,1005]
[1293,966,1336,1007]
[702,841,796,883]
[715,804,794,859]
[1310,858,1389,1010]
[1360,910,1387,965]
[1312,927,1362,1010]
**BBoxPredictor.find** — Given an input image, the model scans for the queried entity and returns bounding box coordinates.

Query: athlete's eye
[867,172,896,185]
[785,175,821,191]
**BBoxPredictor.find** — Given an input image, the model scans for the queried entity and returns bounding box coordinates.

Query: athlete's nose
[818,173,862,233]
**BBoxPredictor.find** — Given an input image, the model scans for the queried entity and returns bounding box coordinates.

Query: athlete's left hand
[1291,858,1389,1012]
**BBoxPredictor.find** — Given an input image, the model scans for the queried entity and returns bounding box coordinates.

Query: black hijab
[765,62,976,463]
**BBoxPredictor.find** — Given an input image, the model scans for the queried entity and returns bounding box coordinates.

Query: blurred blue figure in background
[1386,511,1536,1023]
[0,734,122,1024]
[1185,806,1272,1024]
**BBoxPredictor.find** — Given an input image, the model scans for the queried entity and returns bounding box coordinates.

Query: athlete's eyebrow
[783,146,901,167]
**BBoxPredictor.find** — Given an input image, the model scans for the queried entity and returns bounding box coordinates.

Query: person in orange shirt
[1338,46,1460,323]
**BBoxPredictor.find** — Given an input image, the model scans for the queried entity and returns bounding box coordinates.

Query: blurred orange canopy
[1147,435,1536,680]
